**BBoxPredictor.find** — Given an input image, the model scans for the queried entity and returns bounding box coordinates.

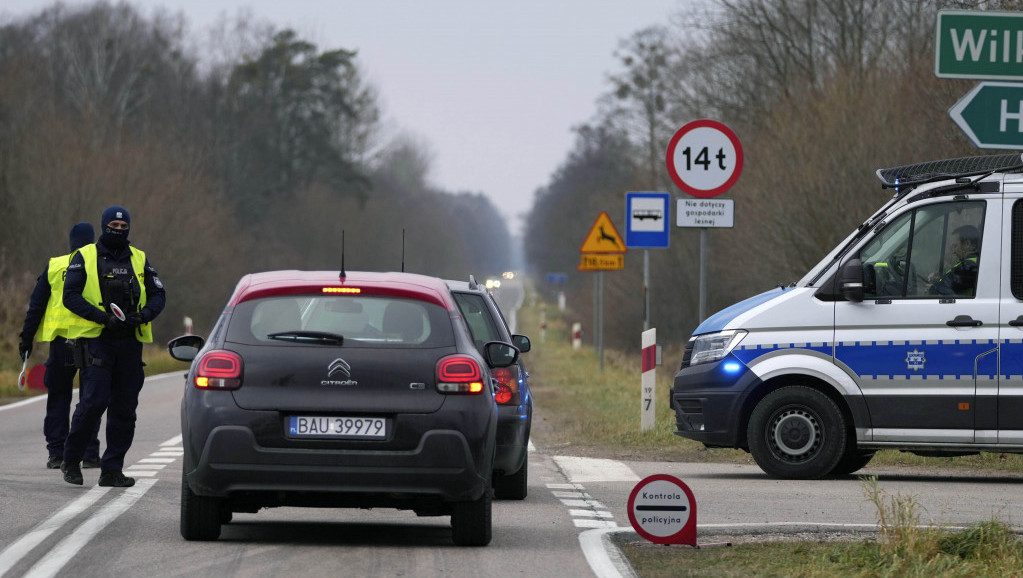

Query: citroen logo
[327,358,352,379]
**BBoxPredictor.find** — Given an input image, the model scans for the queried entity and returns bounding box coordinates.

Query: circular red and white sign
[627,474,698,545]
[665,120,743,198]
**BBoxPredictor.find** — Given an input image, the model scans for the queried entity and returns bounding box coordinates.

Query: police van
[671,154,1023,479]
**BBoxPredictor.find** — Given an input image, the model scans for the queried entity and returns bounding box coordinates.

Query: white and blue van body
[671,154,1023,479]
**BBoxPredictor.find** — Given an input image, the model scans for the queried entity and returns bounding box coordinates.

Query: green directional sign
[935,10,1023,80]
[949,82,1023,150]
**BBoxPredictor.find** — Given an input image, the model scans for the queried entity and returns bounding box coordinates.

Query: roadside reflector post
[558,291,566,312]
[184,316,194,335]
[572,323,582,350]
[642,328,656,431]
[540,303,547,344]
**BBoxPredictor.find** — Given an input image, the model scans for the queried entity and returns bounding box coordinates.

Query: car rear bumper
[493,403,530,474]
[185,425,492,502]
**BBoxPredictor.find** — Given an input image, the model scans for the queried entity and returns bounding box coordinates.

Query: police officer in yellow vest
[61,206,166,487]
[19,223,102,470]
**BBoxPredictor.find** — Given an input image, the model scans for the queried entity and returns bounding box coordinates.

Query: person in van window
[928,225,980,297]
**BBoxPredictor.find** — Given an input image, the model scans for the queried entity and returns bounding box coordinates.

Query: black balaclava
[100,205,130,250]
[69,222,95,251]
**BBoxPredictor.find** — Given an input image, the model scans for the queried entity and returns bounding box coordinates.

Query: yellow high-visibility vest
[64,244,152,343]
[34,252,78,342]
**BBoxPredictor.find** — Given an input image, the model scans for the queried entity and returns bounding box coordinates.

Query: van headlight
[689,330,747,366]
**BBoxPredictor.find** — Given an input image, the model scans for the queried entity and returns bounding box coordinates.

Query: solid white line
[0,394,47,412]
[0,486,111,577]
[22,479,157,578]
[579,528,637,578]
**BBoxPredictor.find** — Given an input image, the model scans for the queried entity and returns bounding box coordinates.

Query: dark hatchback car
[446,278,532,500]
[168,270,519,546]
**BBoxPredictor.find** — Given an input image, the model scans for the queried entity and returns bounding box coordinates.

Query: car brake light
[436,355,484,394]
[195,350,243,390]
[491,366,519,404]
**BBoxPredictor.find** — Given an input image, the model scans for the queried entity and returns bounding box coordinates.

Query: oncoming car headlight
[689,329,747,366]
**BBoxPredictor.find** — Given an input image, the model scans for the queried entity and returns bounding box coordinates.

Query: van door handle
[1009,316,1023,327]
[947,315,982,327]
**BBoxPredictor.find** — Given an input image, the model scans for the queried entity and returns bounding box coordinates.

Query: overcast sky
[2,0,683,236]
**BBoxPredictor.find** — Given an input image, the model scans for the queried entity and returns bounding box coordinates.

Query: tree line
[524,0,1023,351]
[0,2,515,343]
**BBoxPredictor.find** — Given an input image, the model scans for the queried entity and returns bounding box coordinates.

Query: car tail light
[491,366,519,404]
[194,350,243,390]
[436,355,484,394]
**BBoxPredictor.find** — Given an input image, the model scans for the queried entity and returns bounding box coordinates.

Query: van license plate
[287,416,388,439]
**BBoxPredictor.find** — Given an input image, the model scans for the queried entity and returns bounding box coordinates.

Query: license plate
[287,416,388,439]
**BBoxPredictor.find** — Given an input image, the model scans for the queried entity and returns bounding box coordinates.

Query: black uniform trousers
[63,335,144,472]
[43,337,100,460]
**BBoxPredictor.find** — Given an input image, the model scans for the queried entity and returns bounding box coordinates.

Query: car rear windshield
[226,295,454,348]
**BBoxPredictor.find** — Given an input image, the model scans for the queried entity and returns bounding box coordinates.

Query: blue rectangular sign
[626,192,670,249]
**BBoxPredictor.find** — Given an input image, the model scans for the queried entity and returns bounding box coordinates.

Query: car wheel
[747,386,847,479]
[180,477,223,541]
[450,489,492,546]
[493,458,528,500]
[830,448,875,476]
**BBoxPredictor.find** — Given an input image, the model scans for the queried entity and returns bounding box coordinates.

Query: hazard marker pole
[641,328,656,431]
[572,323,582,350]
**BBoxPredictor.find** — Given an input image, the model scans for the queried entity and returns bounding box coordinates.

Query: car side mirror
[839,258,864,303]
[168,334,205,362]
[511,334,531,353]
[484,341,519,368]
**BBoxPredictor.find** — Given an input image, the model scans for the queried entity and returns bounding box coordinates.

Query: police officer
[928,225,981,297]
[61,206,166,487]
[19,223,102,469]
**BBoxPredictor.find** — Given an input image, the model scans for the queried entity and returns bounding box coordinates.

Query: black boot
[98,470,135,488]
[61,462,83,485]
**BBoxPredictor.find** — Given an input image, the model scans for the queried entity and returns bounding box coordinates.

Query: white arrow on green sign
[949,82,1023,151]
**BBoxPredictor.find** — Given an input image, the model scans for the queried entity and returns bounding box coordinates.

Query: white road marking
[0,487,110,577]
[159,434,183,446]
[579,528,638,578]
[22,479,157,578]
[552,456,640,483]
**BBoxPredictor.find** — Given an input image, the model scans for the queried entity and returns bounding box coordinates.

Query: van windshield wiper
[267,331,344,345]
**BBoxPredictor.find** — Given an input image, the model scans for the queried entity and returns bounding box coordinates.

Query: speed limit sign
[665,120,743,198]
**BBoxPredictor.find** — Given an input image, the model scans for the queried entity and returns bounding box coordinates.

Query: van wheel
[180,478,223,541]
[748,386,847,479]
[831,449,875,476]
[451,489,492,546]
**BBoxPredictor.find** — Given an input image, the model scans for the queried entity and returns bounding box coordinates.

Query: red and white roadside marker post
[641,328,656,431]
[572,323,582,350]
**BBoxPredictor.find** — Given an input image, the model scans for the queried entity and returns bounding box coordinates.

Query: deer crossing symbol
[597,225,621,248]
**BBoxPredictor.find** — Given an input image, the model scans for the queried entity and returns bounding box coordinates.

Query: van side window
[1013,200,1023,300]
[859,201,984,299]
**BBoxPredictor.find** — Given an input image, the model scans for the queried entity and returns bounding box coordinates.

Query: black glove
[18,338,32,360]
[104,314,122,330]
[126,312,145,327]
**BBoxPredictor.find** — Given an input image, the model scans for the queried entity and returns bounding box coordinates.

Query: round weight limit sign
[627,474,698,546]
[666,120,743,198]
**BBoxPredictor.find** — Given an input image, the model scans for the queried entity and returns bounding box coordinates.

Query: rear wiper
[267,331,344,345]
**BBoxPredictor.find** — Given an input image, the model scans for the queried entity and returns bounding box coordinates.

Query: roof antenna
[340,230,346,280]
[401,229,406,272]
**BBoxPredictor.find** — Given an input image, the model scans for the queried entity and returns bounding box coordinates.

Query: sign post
[579,212,626,371]
[666,120,742,322]
[626,192,670,332]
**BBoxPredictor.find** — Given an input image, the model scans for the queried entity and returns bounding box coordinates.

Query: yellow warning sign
[580,211,627,254]
[578,253,625,271]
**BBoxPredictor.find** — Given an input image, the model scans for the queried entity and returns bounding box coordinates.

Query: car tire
[830,448,875,476]
[493,458,528,500]
[181,477,223,541]
[450,489,492,546]
[747,386,847,480]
